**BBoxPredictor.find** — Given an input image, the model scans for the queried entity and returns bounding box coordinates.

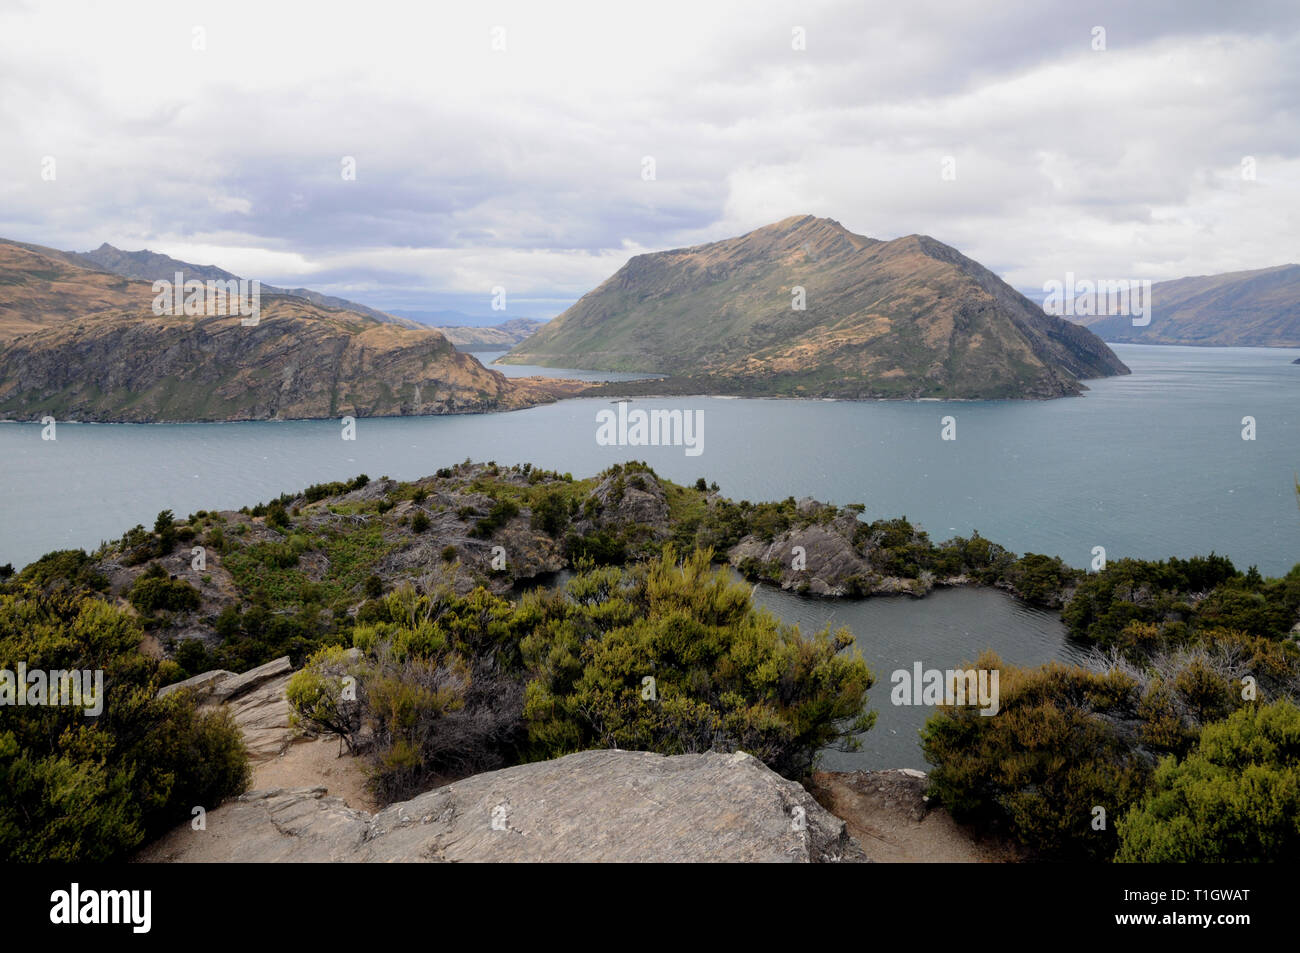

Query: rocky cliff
[0,240,585,421]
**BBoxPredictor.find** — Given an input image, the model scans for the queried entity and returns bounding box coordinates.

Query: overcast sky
[1,0,1296,317]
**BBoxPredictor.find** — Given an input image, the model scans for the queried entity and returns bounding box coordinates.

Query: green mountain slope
[502,215,1128,399]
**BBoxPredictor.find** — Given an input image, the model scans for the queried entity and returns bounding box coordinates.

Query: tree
[286,646,365,754]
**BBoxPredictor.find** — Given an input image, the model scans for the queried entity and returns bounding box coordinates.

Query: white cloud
[0,0,1296,313]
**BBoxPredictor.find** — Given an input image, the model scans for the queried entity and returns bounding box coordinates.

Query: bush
[1117,700,1300,862]
[286,645,365,754]
[265,500,290,530]
[411,511,430,533]
[921,654,1151,861]
[0,588,249,861]
[1005,553,1076,606]
[293,584,524,801]
[563,528,626,566]
[17,550,109,593]
[469,499,519,538]
[128,563,200,614]
[522,549,876,778]
[530,490,568,537]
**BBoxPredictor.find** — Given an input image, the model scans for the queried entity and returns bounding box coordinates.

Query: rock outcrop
[160,656,300,762]
[138,749,867,862]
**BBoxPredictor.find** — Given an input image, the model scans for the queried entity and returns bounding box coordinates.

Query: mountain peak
[504,215,1128,398]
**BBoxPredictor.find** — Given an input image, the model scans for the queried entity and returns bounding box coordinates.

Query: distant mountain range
[502,215,1129,399]
[1074,264,1300,347]
[433,318,545,351]
[0,239,581,422]
[69,242,423,329]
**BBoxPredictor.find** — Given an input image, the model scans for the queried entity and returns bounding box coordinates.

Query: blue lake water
[475,350,655,382]
[749,583,1091,770]
[3,344,1296,576]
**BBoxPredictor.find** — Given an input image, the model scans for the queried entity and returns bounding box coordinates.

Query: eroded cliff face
[0,297,580,422]
[0,238,584,422]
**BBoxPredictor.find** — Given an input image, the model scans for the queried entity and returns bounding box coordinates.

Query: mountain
[389,309,528,327]
[72,242,423,329]
[0,239,583,422]
[500,215,1128,399]
[1075,264,1300,346]
[434,317,545,351]
[0,239,142,338]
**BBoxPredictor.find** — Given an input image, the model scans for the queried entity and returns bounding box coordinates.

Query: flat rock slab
[139,749,866,863]
[157,657,299,763]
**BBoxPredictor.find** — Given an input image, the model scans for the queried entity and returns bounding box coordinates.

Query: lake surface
[475,350,654,382]
[2,344,1295,577]
[748,583,1092,771]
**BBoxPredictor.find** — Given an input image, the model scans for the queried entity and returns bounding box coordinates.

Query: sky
[1,0,1297,318]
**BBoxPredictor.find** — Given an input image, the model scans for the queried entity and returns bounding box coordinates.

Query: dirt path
[808,770,1021,863]
[252,737,378,813]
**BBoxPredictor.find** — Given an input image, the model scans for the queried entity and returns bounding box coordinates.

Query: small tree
[286,646,364,754]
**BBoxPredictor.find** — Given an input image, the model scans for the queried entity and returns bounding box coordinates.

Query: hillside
[501,215,1128,399]
[0,239,143,338]
[1077,264,1300,346]
[0,240,584,422]
[73,242,422,328]
[434,317,544,351]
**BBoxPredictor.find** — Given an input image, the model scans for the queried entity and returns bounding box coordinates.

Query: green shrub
[470,499,519,538]
[17,550,109,593]
[128,563,200,614]
[921,654,1150,861]
[530,490,568,537]
[522,549,875,778]
[1117,700,1300,862]
[0,588,249,861]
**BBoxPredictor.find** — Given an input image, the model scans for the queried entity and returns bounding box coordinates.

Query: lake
[749,583,1092,770]
[3,344,1295,577]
